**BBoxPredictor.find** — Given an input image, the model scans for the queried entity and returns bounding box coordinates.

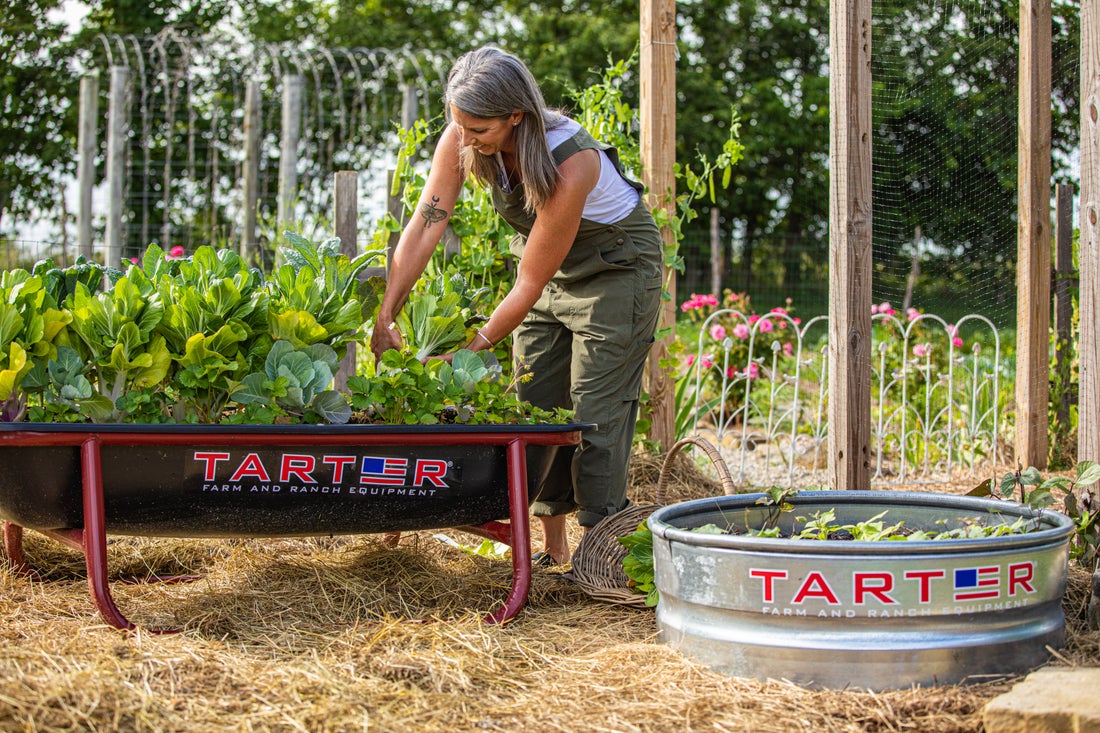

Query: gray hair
[444,47,562,213]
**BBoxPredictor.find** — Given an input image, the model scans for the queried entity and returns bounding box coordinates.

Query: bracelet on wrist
[474,329,494,348]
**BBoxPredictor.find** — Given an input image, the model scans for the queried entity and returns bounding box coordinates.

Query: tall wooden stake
[241,81,261,264]
[333,170,358,392]
[1016,0,1053,469]
[1054,184,1075,432]
[640,0,678,452]
[77,73,98,261]
[104,66,131,272]
[278,75,303,237]
[1079,0,1100,462]
[828,0,873,491]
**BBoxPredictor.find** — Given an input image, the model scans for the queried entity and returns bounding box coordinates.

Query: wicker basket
[569,436,735,608]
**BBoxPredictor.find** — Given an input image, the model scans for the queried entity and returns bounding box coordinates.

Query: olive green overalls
[492,126,663,528]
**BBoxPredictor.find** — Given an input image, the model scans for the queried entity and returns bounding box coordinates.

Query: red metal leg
[80,437,180,634]
[457,521,513,545]
[2,520,27,571]
[484,438,532,624]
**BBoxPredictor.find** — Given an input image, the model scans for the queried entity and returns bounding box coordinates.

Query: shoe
[532,550,556,567]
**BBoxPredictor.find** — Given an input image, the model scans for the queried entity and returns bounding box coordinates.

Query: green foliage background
[0,0,1085,324]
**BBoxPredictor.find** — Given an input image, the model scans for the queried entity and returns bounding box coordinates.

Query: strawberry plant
[618,522,658,607]
[347,349,570,426]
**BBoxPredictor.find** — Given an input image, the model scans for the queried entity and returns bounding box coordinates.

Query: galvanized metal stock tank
[647,490,1074,690]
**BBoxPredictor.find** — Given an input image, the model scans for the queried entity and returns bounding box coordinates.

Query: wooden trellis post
[278,75,304,235]
[1080,0,1100,462]
[1016,0,1053,469]
[640,0,678,452]
[104,66,131,271]
[334,170,358,391]
[240,81,261,264]
[828,0,873,491]
[77,73,98,261]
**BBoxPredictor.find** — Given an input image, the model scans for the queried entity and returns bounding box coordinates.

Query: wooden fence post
[104,66,131,272]
[640,0,678,452]
[1079,0,1100,462]
[1016,0,1053,469]
[1054,184,1076,433]
[828,0,873,491]
[334,171,358,391]
[241,81,261,265]
[77,73,98,261]
[278,75,303,240]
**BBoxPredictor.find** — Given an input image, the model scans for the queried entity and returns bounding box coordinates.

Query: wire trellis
[82,29,451,260]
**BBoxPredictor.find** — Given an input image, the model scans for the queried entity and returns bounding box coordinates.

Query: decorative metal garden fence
[683,306,1007,488]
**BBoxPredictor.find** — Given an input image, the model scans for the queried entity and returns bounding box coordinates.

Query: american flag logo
[954,566,1001,601]
[359,456,409,486]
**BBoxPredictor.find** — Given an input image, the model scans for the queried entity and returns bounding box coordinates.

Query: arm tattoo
[419,196,448,229]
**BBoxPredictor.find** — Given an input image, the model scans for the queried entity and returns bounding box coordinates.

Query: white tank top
[546,118,640,224]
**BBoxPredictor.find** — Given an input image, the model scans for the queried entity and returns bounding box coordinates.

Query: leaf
[1026,488,1056,509]
[1018,466,1043,486]
[691,523,728,535]
[966,478,993,497]
[78,393,117,422]
[1077,461,1100,488]
[309,391,351,424]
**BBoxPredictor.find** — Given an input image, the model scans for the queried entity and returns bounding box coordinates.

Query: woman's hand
[369,321,403,362]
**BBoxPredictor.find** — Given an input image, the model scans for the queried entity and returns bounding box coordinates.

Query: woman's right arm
[370,124,465,361]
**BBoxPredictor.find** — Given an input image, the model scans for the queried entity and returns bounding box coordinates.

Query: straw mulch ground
[1,452,1097,732]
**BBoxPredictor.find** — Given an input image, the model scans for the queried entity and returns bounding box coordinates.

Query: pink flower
[725,366,737,379]
[770,307,788,315]
[758,319,774,333]
[748,314,761,325]
[906,307,920,322]
[792,317,802,326]
[952,336,963,348]
[744,363,760,380]
[945,324,958,337]
[871,304,879,314]
[701,355,714,370]
[782,342,794,357]
[733,324,750,339]
[709,324,727,341]
[684,354,696,367]
[129,257,139,264]
[680,293,720,312]
[168,245,185,259]
[913,343,929,358]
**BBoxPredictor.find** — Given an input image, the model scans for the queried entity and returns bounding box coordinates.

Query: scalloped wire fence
[682,308,1008,489]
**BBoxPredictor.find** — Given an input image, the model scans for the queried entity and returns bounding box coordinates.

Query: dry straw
[0,459,1096,732]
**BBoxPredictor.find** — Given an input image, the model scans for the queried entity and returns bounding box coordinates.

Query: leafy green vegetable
[267,232,383,351]
[618,522,658,607]
[231,340,350,424]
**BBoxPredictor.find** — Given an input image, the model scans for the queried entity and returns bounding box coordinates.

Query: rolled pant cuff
[576,508,613,529]
[531,500,574,518]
